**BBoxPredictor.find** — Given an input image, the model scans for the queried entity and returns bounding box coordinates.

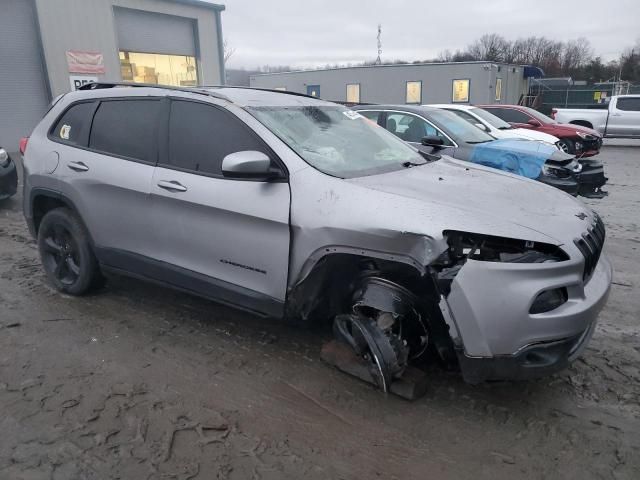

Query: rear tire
[37,207,103,295]
[557,139,575,154]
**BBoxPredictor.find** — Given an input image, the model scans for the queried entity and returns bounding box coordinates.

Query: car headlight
[443,231,568,264]
[541,164,574,178]
[0,148,10,168]
[575,131,590,139]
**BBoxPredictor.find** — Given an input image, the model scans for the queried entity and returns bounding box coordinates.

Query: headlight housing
[0,148,10,168]
[443,231,569,264]
[575,131,590,139]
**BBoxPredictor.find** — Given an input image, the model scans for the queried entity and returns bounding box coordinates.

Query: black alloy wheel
[37,207,103,295]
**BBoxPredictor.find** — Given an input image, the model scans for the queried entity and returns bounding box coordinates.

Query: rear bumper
[0,158,18,200]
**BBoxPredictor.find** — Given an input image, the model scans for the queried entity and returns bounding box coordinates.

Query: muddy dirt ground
[1,142,639,480]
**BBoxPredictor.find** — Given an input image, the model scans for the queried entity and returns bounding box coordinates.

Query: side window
[616,97,640,112]
[386,113,451,145]
[89,100,160,162]
[51,102,96,146]
[168,100,270,176]
[359,110,382,126]
[448,109,487,131]
[487,107,530,124]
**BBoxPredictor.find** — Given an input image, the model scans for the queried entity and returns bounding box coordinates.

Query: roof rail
[199,85,320,100]
[77,82,231,101]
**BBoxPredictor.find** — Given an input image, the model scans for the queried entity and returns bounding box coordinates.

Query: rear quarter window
[50,101,96,146]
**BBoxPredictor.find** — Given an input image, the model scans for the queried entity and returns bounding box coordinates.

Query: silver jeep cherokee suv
[23,83,612,388]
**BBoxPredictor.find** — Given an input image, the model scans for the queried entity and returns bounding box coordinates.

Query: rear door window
[51,101,96,146]
[486,107,530,124]
[89,99,161,163]
[167,100,270,176]
[616,97,640,111]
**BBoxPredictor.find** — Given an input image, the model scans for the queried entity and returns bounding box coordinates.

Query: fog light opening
[530,288,568,314]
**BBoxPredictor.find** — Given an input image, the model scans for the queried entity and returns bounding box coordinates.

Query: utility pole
[375,24,382,65]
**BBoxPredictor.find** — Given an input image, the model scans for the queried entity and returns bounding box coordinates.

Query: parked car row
[354,104,608,198]
[19,83,612,392]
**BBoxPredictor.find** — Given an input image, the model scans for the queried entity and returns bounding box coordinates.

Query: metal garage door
[114,7,196,56]
[0,0,50,152]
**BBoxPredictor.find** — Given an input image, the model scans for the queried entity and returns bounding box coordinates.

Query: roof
[251,61,522,78]
[426,104,476,111]
[352,104,440,115]
[171,0,225,11]
[75,82,332,107]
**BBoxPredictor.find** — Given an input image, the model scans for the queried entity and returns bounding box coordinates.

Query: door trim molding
[96,247,284,318]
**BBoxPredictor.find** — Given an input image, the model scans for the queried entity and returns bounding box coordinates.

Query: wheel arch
[29,189,94,246]
[570,120,594,129]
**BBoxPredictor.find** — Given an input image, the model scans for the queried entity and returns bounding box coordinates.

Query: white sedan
[428,104,560,147]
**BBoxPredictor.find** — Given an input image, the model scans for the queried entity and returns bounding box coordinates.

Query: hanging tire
[37,207,103,295]
[557,139,575,154]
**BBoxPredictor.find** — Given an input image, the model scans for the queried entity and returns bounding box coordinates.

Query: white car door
[607,97,640,137]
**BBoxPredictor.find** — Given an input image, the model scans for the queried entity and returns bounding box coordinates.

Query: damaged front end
[318,231,575,395]
[539,153,608,199]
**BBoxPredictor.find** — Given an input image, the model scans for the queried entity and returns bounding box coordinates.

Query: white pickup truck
[552,95,640,139]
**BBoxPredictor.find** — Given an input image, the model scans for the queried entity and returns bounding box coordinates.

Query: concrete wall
[34,0,224,97]
[250,62,527,105]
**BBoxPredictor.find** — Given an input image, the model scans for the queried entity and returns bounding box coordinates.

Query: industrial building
[0,0,225,152]
[250,62,535,106]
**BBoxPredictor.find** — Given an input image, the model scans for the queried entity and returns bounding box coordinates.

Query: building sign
[69,75,98,91]
[66,50,105,74]
[452,79,470,103]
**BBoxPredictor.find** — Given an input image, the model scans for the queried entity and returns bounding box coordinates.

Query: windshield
[523,107,557,124]
[470,107,513,130]
[247,106,428,178]
[425,109,495,144]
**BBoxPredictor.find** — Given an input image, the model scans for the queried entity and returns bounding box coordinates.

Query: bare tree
[466,34,510,62]
[223,39,236,65]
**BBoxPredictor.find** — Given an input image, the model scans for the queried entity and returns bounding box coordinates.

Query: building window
[119,51,198,87]
[306,85,321,97]
[406,81,422,104]
[346,83,361,103]
[495,78,502,101]
[452,79,470,103]
[273,87,287,91]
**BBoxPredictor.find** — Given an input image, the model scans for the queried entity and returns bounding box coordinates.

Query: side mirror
[421,135,445,148]
[474,122,489,132]
[221,151,281,180]
[527,119,542,127]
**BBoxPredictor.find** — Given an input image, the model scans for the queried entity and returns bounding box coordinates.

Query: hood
[467,138,557,179]
[345,156,593,246]
[512,128,559,143]
[552,123,601,138]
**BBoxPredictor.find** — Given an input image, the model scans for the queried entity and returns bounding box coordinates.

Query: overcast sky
[215,0,640,69]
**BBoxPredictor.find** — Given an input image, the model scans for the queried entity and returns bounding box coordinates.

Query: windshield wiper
[498,126,513,130]
[467,140,493,144]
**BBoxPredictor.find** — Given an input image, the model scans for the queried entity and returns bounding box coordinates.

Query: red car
[477,104,603,157]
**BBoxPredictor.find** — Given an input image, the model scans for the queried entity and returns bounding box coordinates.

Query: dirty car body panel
[23,85,612,384]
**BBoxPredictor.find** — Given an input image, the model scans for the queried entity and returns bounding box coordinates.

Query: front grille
[574,213,605,281]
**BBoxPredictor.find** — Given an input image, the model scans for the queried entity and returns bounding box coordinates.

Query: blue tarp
[468,139,556,179]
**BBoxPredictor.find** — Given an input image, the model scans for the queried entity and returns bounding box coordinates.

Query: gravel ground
[1,142,639,479]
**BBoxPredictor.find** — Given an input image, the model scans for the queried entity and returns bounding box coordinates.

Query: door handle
[157,180,188,192]
[67,161,89,172]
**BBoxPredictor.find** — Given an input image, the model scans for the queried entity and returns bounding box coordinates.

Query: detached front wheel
[37,208,103,295]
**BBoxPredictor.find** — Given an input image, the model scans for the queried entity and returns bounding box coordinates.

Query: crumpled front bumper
[441,253,612,383]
